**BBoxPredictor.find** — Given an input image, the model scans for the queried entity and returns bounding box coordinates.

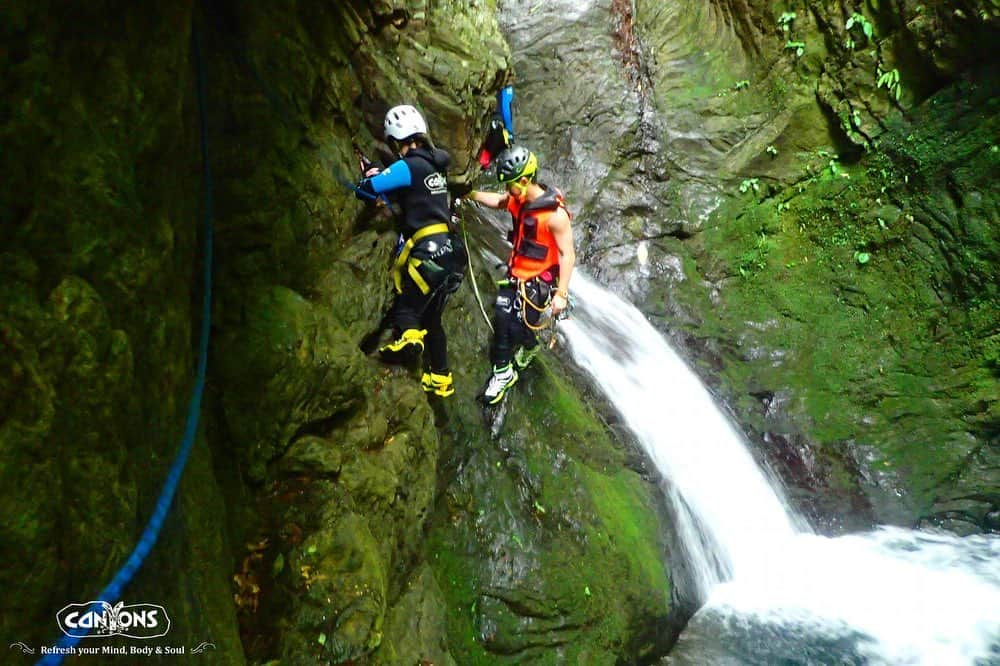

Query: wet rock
[281,512,388,664]
[1,3,245,656]
[625,1,1000,536]
[279,436,343,477]
[218,285,368,482]
[424,358,678,662]
[379,565,456,665]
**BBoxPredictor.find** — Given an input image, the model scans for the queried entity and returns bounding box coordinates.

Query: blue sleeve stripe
[370,159,411,193]
[499,85,515,136]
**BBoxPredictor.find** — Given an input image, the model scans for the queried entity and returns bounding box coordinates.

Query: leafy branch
[876,66,901,100]
[785,40,806,57]
[844,12,874,49]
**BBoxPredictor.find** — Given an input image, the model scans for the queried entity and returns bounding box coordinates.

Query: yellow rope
[519,279,553,331]
[461,216,494,332]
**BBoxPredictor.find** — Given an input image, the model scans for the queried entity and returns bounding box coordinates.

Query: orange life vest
[506,186,570,280]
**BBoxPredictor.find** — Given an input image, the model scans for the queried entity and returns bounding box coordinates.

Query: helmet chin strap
[507,178,529,198]
[391,137,420,159]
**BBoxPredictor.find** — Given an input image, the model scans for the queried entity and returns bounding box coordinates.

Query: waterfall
[560,272,1000,664]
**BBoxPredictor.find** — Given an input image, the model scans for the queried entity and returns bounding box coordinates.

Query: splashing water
[561,272,1000,664]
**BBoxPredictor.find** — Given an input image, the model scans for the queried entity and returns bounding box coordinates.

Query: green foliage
[738,231,770,278]
[845,12,874,43]
[877,67,902,100]
[785,40,806,57]
[739,177,761,194]
[778,11,796,31]
[844,12,874,50]
[672,72,1000,535]
[766,145,779,157]
[733,79,750,91]
[982,334,1000,369]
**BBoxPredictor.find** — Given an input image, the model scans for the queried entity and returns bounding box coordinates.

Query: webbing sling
[391,222,450,294]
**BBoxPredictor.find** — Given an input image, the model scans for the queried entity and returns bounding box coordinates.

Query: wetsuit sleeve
[357,159,411,198]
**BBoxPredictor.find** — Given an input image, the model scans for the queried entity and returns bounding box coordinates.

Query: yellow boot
[379,328,426,365]
[421,371,455,397]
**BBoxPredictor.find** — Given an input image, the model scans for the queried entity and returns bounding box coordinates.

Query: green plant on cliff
[778,11,796,32]
[785,40,806,57]
[738,231,771,279]
[877,66,902,100]
[845,12,874,49]
[739,177,761,194]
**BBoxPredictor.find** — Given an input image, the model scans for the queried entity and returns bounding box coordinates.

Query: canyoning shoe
[421,371,455,397]
[514,344,540,370]
[379,328,426,365]
[480,363,518,405]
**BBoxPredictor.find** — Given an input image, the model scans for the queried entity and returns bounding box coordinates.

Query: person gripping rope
[356,104,466,397]
[467,146,575,404]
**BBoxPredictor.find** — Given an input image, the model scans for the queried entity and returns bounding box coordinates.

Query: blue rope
[37,19,214,666]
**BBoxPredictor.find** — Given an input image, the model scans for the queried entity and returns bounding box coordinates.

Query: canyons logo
[57,601,170,639]
[423,172,447,194]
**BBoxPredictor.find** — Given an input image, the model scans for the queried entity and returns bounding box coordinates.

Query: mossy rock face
[378,564,457,666]
[238,370,441,663]
[643,72,999,532]
[216,284,369,482]
[200,2,511,661]
[410,260,678,663]
[425,366,675,663]
[607,1,1000,535]
[1,3,245,659]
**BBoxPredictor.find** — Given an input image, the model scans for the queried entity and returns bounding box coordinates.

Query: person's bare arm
[468,190,509,209]
[548,209,575,315]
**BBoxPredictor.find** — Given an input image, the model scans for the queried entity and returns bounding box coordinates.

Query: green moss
[579,466,671,604]
[664,71,1000,525]
[422,326,673,662]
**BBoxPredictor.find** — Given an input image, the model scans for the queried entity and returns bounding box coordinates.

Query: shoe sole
[379,345,423,366]
[422,385,455,397]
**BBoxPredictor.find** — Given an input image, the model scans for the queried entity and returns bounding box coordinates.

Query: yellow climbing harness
[392,222,451,294]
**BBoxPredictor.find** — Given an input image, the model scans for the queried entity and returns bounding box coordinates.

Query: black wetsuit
[358,146,466,372]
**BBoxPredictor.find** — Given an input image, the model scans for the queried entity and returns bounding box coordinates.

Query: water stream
[492,0,1000,661]
[561,274,1000,665]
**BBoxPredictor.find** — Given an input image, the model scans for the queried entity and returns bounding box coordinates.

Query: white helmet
[384,104,428,142]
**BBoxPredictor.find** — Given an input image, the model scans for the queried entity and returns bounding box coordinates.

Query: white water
[561,272,1000,665]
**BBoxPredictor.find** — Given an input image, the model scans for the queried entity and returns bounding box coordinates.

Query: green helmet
[496,146,538,183]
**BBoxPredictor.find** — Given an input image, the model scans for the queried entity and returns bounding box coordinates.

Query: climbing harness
[518,278,554,332]
[391,222,452,294]
[37,20,215,666]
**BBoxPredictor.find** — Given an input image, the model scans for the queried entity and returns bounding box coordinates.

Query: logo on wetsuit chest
[423,172,447,194]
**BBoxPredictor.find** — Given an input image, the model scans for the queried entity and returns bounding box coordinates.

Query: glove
[355,177,377,201]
